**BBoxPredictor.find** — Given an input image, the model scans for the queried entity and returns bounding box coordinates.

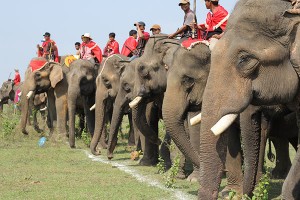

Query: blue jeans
[129,55,139,61]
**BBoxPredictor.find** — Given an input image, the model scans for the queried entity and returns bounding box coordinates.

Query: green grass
[0,105,296,200]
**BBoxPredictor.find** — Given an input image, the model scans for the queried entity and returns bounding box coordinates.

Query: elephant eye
[182,76,194,90]
[102,78,111,88]
[123,83,131,92]
[237,53,259,77]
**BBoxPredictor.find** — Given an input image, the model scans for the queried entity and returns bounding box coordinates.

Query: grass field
[0,106,296,199]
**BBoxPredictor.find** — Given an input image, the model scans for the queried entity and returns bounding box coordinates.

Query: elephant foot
[139,157,158,166]
[176,170,186,180]
[98,141,108,149]
[22,129,29,135]
[34,126,42,133]
[107,152,114,160]
[271,167,290,179]
[186,170,199,182]
[220,185,242,200]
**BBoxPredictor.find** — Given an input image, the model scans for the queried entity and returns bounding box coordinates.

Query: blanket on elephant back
[30,59,48,72]
[181,38,210,50]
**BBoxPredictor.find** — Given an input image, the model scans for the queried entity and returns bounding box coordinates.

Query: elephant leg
[186,112,200,183]
[127,112,135,146]
[83,95,95,136]
[159,132,172,171]
[33,108,42,133]
[53,94,68,142]
[139,103,159,166]
[282,147,300,200]
[221,123,243,197]
[46,89,56,136]
[271,137,292,179]
[176,153,187,179]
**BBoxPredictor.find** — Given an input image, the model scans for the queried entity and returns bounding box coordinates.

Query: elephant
[67,59,99,148]
[106,59,172,168]
[0,80,23,106]
[20,56,69,141]
[161,40,244,187]
[195,0,300,199]
[90,54,132,155]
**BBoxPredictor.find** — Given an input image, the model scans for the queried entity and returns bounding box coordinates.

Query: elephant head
[162,42,211,168]
[20,57,66,135]
[106,59,137,159]
[0,80,14,104]
[129,35,180,146]
[198,0,300,199]
[90,54,128,155]
[67,59,99,148]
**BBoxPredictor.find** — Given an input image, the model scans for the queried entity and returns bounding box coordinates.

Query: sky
[0,0,237,83]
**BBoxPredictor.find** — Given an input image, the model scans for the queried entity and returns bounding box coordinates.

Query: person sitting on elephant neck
[103,32,120,57]
[13,68,21,86]
[150,24,161,35]
[121,30,138,57]
[196,0,229,40]
[37,32,59,62]
[129,21,150,61]
[75,42,80,56]
[168,0,197,43]
[80,33,103,64]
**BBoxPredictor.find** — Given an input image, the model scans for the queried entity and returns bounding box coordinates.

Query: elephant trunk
[107,90,127,159]
[68,89,79,148]
[132,100,161,145]
[90,86,108,155]
[20,85,33,135]
[162,91,200,168]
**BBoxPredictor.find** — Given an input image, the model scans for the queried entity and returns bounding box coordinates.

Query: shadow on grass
[269,179,284,199]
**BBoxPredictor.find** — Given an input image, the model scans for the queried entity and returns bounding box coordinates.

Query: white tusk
[90,104,96,111]
[26,91,34,99]
[190,113,201,126]
[18,92,22,97]
[129,96,142,108]
[0,99,1,102]
[211,114,238,136]
[40,106,47,111]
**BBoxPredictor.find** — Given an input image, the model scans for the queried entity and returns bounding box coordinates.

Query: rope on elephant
[84,150,196,200]
[98,54,124,76]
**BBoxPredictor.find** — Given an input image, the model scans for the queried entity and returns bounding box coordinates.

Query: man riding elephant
[37,32,59,62]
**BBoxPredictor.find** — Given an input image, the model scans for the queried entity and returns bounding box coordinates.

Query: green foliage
[81,128,91,147]
[164,154,180,188]
[228,190,237,200]
[0,110,19,138]
[156,156,166,174]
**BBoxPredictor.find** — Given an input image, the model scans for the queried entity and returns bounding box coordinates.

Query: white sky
[0,0,237,83]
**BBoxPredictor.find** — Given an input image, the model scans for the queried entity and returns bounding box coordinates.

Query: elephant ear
[49,63,63,88]
[116,61,126,75]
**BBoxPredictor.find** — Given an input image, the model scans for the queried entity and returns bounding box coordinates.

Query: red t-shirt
[121,36,138,57]
[14,72,21,85]
[103,40,120,57]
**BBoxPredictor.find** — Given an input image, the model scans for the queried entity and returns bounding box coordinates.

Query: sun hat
[150,24,161,31]
[82,33,92,40]
[179,0,190,6]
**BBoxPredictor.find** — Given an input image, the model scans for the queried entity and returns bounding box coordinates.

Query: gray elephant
[90,54,134,155]
[67,59,99,148]
[196,0,300,199]
[20,56,69,141]
[106,59,171,168]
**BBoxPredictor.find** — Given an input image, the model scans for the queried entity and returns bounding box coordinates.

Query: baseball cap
[134,21,146,27]
[150,24,161,31]
[43,32,51,37]
[179,0,190,6]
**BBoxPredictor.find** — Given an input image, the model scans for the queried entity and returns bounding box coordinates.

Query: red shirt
[205,6,229,31]
[80,41,103,63]
[103,40,120,57]
[121,36,138,57]
[14,72,21,85]
[38,39,59,62]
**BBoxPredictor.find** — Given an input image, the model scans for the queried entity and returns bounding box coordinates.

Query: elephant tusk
[211,114,238,136]
[90,104,96,111]
[129,96,142,108]
[18,92,22,97]
[0,99,1,102]
[40,106,47,111]
[26,91,34,99]
[190,113,202,126]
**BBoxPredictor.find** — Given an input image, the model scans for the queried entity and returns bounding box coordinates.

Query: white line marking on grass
[83,150,196,200]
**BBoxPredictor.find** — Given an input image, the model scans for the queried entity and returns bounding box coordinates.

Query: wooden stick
[192,0,197,39]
